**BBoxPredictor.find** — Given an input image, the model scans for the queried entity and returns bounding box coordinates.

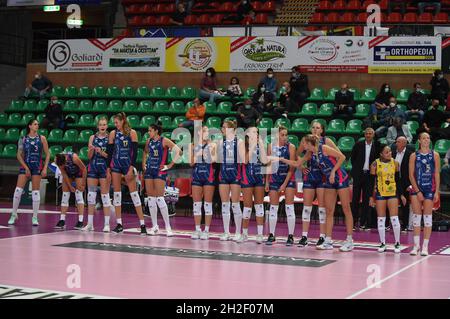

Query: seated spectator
[176,0,194,14]
[170,2,187,26]
[226,77,243,99]
[274,82,299,118]
[24,71,52,99]
[179,98,205,128]
[418,0,441,15]
[388,0,406,14]
[387,117,413,148]
[441,149,450,190]
[333,83,355,118]
[406,82,427,123]
[430,69,449,106]
[223,0,253,23]
[375,97,406,137]
[370,83,394,120]
[237,99,261,129]
[252,83,274,114]
[199,67,224,103]
[258,68,278,99]
[41,96,63,129]
[417,98,450,142]
[289,65,310,111]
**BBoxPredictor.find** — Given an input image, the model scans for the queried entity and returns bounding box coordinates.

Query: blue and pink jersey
[144,137,169,180]
[317,144,348,189]
[269,142,296,190]
[241,143,264,188]
[219,138,241,184]
[414,151,436,194]
[63,152,82,178]
[87,134,108,179]
[192,143,215,186]
[19,134,43,175]
[111,130,133,175]
[303,136,325,189]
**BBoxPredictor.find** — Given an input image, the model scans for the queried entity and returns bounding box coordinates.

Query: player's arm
[142,138,149,172]
[87,135,95,160]
[72,153,87,180]
[281,143,296,188]
[163,137,181,168]
[434,151,441,202]
[408,153,420,193]
[41,136,50,177]
[16,137,28,172]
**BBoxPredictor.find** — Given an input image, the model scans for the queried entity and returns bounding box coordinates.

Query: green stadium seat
[65,113,79,127]
[2,144,17,158]
[308,88,325,102]
[324,88,339,102]
[291,118,309,133]
[434,139,450,156]
[346,119,363,134]
[108,100,123,112]
[158,116,172,129]
[123,100,138,113]
[0,128,6,141]
[79,146,89,162]
[0,144,3,154]
[360,88,377,102]
[136,148,144,164]
[151,86,166,99]
[327,119,345,134]
[78,86,92,98]
[224,117,237,123]
[204,101,216,113]
[63,146,73,153]
[64,100,79,112]
[244,87,256,98]
[154,100,169,112]
[140,115,156,128]
[20,128,27,137]
[135,130,142,143]
[257,117,273,130]
[349,88,361,101]
[274,118,291,129]
[161,132,172,139]
[49,145,63,159]
[169,100,187,113]
[79,129,93,143]
[166,86,180,98]
[327,135,337,144]
[48,129,63,143]
[106,86,121,98]
[5,128,19,142]
[121,86,135,98]
[338,136,355,152]
[63,129,79,143]
[23,100,37,111]
[64,86,78,98]
[21,113,35,125]
[78,114,94,126]
[37,128,48,137]
[378,137,387,145]
[206,116,222,129]
[355,103,370,118]
[127,115,140,128]
[93,100,108,112]
[0,114,7,123]
[51,86,65,98]
[442,122,450,129]
[93,86,107,98]
[37,100,48,111]
[138,100,153,112]
[343,160,352,172]
[396,89,411,103]
[173,116,187,127]
[300,103,317,116]
[288,135,299,147]
[7,113,22,126]
[137,86,151,98]
[181,86,197,99]
[317,103,333,117]
[407,121,419,135]
[311,118,327,129]
[397,104,407,112]
[217,101,232,113]
[140,132,150,145]
[8,100,23,112]
[79,100,93,112]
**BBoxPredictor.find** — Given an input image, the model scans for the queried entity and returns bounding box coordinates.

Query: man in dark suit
[351,127,380,230]
[392,136,413,231]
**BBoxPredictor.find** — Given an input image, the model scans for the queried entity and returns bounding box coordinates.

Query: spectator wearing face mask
[199,67,224,103]
[370,83,394,120]
[406,82,427,123]
[386,117,413,148]
[24,71,52,99]
[41,96,63,129]
[375,97,406,137]
[333,83,355,118]
[417,98,450,142]
[430,69,449,106]
[274,82,298,118]
[226,77,243,98]
[237,99,261,129]
[252,82,274,115]
[289,66,310,111]
[258,68,278,99]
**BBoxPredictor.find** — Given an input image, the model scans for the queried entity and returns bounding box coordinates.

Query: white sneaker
[103,225,110,233]
[420,247,429,256]
[317,241,334,250]
[340,240,354,252]
[8,214,18,225]
[394,242,401,254]
[32,216,39,226]
[166,228,174,237]
[378,243,387,253]
[233,233,242,242]
[200,231,209,240]
[148,225,159,236]
[237,234,248,243]
[191,230,201,239]
[410,246,420,256]
[82,224,94,232]
[255,234,264,244]
[220,232,231,241]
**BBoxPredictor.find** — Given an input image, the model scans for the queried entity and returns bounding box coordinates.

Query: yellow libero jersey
[376,158,396,197]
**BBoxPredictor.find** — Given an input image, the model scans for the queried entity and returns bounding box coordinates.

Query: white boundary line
[0,208,78,215]
[346,255,432,299]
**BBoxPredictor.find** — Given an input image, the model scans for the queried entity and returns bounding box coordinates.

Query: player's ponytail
[150,121,163,136]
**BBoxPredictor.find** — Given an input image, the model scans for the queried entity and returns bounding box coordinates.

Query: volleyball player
[409,132,440,256]
[8,119,49,226]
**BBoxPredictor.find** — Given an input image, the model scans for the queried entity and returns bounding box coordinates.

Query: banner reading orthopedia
[165,37,230,72]
[297,36,369,73]
[47,38,166,72]
[230,36,298,72]
[368,36,441,74]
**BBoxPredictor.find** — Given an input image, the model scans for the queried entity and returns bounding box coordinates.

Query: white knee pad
[149,196,157,209]
[423,214,432,228]
[413,214,422,227]
[286,204,295,219]
[232,202,242,216]
[156,196,167,208]
[269,205,279,218]
[113,192,122,207]
[88,191,97,205]
[302,205,312,222]
[390,216,400,228]
[193,202,202,216]
[378,217,386,228]
[32,190,40,202]
[14,187,24,201]
[130,191,142,207]
[75,190,84,205]
[101,194,111,207]
[318,207,326,224]
[243,207,252,219]
[204,202,213,216]
[61,192,70,207]
[255,204,264,218]
[222,202,230,216]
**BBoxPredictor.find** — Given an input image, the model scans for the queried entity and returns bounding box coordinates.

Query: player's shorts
[87,164,107,179]
[269,180,296,191]
[323,178,349,190]
[375,192,398,201]
[241,174,264,188]
[144,168,167,181]
[409,189,434,200]
[303,176,324,189]
[19,166,41,176]
[192,177,216,187]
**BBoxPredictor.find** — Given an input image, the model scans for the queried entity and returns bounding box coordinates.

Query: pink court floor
[0,204,449,299]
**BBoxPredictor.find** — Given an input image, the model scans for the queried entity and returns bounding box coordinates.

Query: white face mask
[206,72,212,77]
[389,102,396,108]
[438,74,444,79]
[260,87,265,92]
[267,74,273,78]
[384,87,390,93]
[416,88,421,93]
[35,74,40,79]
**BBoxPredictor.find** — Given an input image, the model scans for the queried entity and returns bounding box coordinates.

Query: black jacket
[334,90,355,109]
[350,139,380,178]
[392,148,413,195]
[430,77,449,100]
[407,91,427,111]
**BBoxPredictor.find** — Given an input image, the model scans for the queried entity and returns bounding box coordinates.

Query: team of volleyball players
[7,114,439,255]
